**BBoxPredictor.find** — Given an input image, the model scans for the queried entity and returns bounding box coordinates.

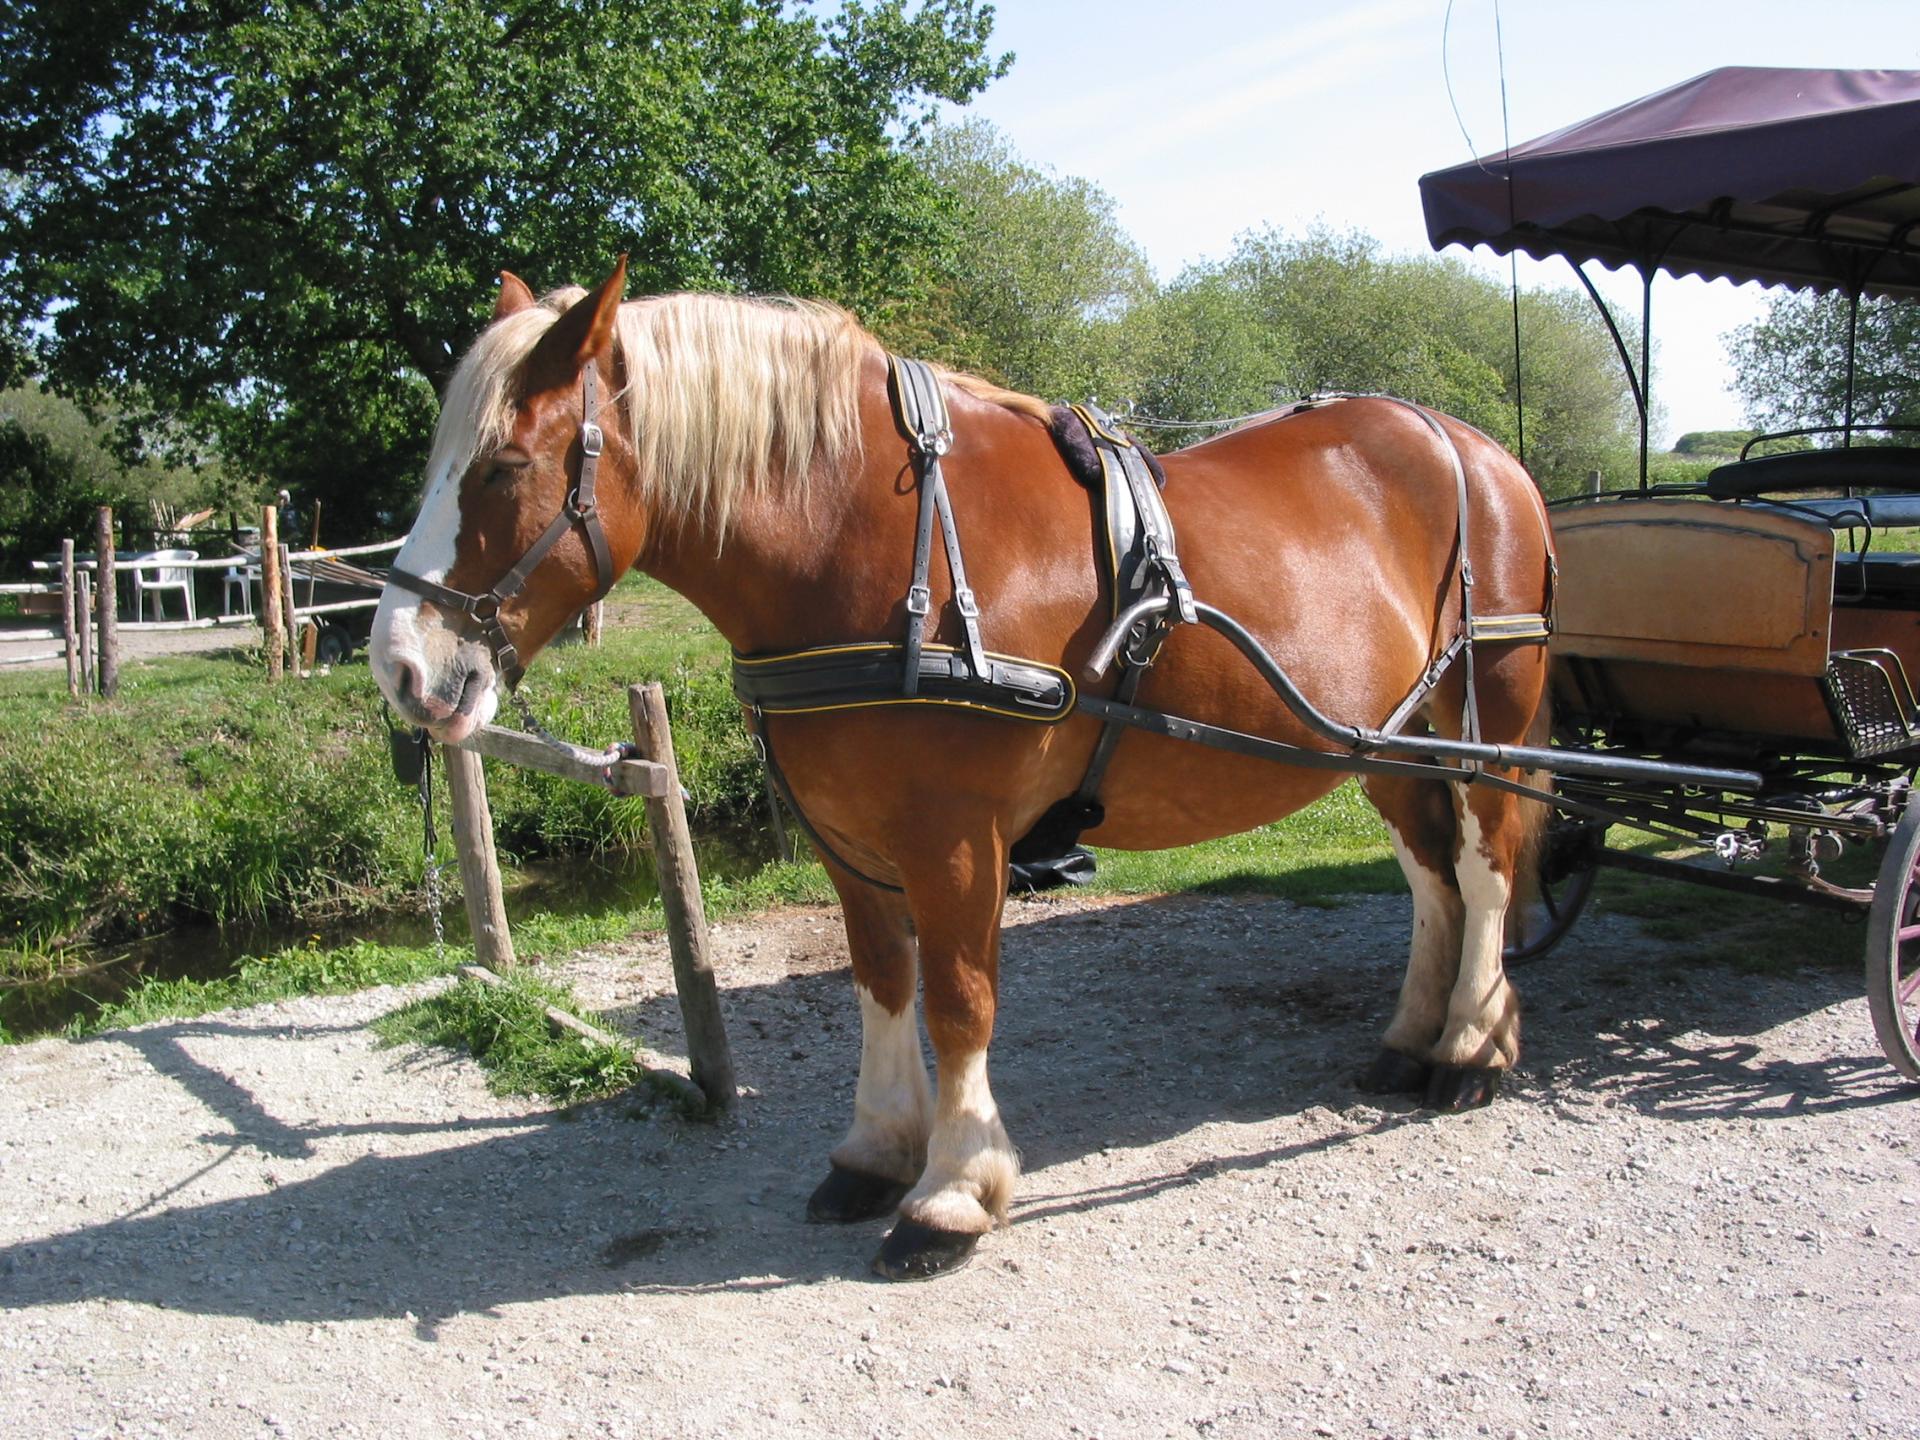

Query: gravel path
[1,890,1914,1439]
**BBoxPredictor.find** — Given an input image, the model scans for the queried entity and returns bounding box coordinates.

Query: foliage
[1123,228,1637,494]
[1729,291,1920,438]
[1673,428,1754,456]
[0,383,244,569]
[0,0,1008,540]
[886,118,1155,403]
[374,971,642,1106]
[0,576,762,950]
[67,936,457,1037]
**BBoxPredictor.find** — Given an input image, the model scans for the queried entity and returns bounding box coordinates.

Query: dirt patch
[1,890,1914,1439]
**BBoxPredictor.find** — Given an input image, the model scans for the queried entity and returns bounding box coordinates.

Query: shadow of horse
[0,886,1904,1328]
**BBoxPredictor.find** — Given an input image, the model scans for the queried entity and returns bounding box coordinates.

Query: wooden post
[93,507,118,698]
[443,742,516,970]
[630,681,735,1109]
[60,540,77,699]
[261,504,283,680]
[277,543,299,675]
[583,600,603,647]
[76,571,94,694]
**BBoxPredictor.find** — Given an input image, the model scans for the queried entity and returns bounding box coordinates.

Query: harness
[386,364,618,688]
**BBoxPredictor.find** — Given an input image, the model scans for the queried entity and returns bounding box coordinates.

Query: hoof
[807,1164,911,1225]
[1425,1064,1503,1112]
[1358,1047,1432,1096]
[871,1220,980,1281]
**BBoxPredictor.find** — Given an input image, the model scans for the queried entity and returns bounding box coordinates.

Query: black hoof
[807,1164,912,1225]
[1358,1047,1432,1095]
[870,1220,980,1281]
[1425,1064,1503,1112]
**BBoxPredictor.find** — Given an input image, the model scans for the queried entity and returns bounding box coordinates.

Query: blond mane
[428,288,1052,541]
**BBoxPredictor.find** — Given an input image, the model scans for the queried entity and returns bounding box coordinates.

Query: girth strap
[891,356,988,692]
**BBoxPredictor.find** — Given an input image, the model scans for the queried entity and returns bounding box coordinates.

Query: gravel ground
[1,889,1915,1440]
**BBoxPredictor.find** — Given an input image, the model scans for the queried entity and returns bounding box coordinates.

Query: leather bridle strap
[386,364,617,689]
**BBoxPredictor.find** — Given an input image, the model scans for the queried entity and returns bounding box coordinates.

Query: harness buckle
[954,587,980,620]
[906,585,932,616]
[919,428,952,458]
[470,594,501,622]
[567,488,596,521]
[580,421,604,458]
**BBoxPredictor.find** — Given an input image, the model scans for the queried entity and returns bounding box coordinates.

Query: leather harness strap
[386,364,617,688]
[892,355,988,690]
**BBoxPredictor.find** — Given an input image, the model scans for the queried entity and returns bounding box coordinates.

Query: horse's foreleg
[809,866,931,1225]
[1428,780,1533,1110]
[871,827,1016,1281]
[1359,775,1463,1095]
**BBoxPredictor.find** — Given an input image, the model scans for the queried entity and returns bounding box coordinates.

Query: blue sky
[956,0,1920,440]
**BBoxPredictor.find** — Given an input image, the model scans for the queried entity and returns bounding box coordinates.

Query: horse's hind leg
[807,866,933,1225]
[1426,778,1538,1110]
[1358,774,1464,1095]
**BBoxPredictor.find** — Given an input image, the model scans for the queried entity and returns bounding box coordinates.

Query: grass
[373,970,642,1107]
[0,573,759,954]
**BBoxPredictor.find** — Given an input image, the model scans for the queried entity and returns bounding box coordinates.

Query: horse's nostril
[454,667,485,717]
[392,657,421,706]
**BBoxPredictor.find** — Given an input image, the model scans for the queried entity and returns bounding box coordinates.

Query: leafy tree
[0,0,1007,538]
[1729,291,1920,440]
[886,118,1154,403]
[1122,228,1635,495]
[0,383,239,570]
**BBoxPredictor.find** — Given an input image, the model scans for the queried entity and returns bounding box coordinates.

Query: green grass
[373,969,642,1106]
[73,936,458,1035]
[0,574,759,954]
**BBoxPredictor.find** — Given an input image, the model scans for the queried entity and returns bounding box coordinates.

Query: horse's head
[371,261,638,742]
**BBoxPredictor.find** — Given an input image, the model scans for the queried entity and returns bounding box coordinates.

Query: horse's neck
[638,463,877,655]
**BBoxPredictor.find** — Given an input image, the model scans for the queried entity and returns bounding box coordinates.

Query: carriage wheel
[1864,802,1920,1081]
[1504,816,1604,967]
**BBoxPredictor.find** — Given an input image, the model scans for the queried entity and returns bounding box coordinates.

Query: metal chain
[416,735,446,960]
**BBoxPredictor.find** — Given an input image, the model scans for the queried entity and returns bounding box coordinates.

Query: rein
[386,364,617,689]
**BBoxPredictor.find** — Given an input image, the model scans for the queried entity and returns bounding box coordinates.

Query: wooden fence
[442,680,736,1111]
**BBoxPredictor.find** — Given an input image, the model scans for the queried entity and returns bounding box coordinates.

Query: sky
[955,0,1920,442]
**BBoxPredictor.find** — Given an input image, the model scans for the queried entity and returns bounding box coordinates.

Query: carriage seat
[1705,445,1920,499]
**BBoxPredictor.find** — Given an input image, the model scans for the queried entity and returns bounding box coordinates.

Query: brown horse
[370,261,1554,1280]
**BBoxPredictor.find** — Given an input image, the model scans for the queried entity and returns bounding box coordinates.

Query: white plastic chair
[221,554,261,617]
[133,549,197,622]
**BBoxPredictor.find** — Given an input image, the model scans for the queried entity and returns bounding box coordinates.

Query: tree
[1729,291,1920,439]
[1124,228,1636,495]
[887,118,1154,403]
[0,0,1006,538]
[0,383,237,570]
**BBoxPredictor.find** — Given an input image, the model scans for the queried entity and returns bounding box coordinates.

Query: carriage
[1421,66,1920,1080]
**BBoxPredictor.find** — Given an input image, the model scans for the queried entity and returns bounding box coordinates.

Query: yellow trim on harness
[734,641,1079,725]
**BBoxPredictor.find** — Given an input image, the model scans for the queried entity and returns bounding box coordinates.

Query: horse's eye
[485,460,527,488]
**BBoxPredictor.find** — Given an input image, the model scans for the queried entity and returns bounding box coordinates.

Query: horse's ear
[493,271,537,322]
[530,257,628,378]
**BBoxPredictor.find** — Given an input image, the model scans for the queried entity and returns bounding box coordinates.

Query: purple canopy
[1419,67,1920,299]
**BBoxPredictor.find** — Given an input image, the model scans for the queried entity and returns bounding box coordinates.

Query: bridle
[385,364,617,688]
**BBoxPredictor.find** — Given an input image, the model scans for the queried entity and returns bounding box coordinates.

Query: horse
[369,260,1555,1281]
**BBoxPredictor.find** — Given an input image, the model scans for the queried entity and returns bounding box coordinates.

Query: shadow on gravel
[1,887,1907,1329]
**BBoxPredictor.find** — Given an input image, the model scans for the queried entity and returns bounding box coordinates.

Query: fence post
[583,600,603,647]
[93,507,118,698]
[277,543,299,675]
[60,540,77,699]
[76,571,94,694]
[260,505,283,680]
[443,742,516,970]
[629,681,735,1109]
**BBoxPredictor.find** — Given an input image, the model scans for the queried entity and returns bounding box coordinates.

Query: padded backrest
[1705,446,1920,498]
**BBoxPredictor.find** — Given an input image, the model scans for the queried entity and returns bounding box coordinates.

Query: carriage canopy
[1419,66,1920,298]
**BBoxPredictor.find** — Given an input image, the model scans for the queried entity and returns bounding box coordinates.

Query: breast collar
[385,364,617,688]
